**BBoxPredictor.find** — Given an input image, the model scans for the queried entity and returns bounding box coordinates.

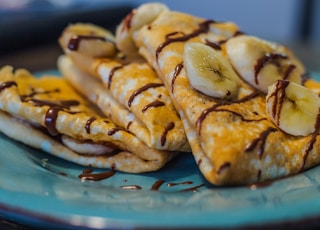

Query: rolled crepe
[0,66,176,173]
[116,3,320,185]
[58,23,190,152]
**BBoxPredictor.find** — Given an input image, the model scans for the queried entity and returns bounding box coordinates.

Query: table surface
[0,41,319,230]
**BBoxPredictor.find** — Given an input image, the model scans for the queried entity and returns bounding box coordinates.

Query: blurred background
[0,0,319,72]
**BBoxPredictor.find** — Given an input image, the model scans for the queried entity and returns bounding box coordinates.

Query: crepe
[0,66,175,173]
[58,23,190,152]
[116,3,320,185]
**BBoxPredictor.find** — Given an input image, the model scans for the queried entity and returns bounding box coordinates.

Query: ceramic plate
[0,71,320,229]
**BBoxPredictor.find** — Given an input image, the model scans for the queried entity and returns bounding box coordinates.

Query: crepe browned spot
[0,66,176,173]
[116,4,320,185]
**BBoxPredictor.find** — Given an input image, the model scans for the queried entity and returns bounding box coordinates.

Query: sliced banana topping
[266,80,320,136]
[61,135,115,155]
[225,35,305,93]
[184,42,240,99]
[59,23,117,58]
[115,3,169,59]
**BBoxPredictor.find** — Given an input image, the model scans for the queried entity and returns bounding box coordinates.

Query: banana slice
[184,42,240,99]
[115,3,169,59]
[59,23,117,58]
[266,80,320,136]
[225,35,305,93]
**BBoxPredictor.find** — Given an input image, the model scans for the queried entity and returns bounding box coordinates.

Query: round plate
[0,71,320,229]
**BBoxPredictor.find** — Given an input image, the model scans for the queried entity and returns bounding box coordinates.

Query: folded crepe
[58,23,190,152]
[0,66,176,173]
[115,3,320,185]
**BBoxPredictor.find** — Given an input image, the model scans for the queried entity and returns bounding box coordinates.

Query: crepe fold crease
[0,66,176,173]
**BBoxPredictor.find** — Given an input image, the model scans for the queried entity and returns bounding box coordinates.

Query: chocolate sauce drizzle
[151,179,165,190]
[68,35,108,51]
[78,168,116,181]
[20,88,60,99]
[217,162,231,174]
[204,39,223,50]
[142,100,165,113]
[121,9,136,31]
[0,81,17,92]
[195,91,261,135]
[300,112,320,171]
[128,83,163,107]
[107,127,126,136]
[108,65,124,89]
[85,117,96,134]
[254,53,289,84]
[45,107,61,136]
[22,97,80,136]
[156,20,215,59]
[268,80,290,125]
[245,127,277,158]
[23,98,79,109]
[161,122,175,146]
[171,62,184,93]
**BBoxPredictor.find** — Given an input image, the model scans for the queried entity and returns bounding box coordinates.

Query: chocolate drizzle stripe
[24,98,79,109]
[196,90,261,135]
[20,88,60,99]
[245,127,277,158]
[128,83,163,107]
[151,180,165,191]
[45,107,61,136]
[254,53,288,85]
[204,39,222,50]
[68,35,107,51]
[301,111,320,171]
[126,121,133,130]
[214,109,267,123]
[283,64,296,80]
[269,80,290,125]
[78,169,116,181]
[142,100,165,113]
[121,9,136,32]
[160,122,175,146]
[156,20,215,60]
[108,127,126,136]
[171,62,184,93]
[0,81,17,92]
[108,65,124,89]
[217,162,231,174]
[85,117,96,134]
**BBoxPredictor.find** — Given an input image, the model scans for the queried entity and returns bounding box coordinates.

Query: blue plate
[0,71,320,229]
